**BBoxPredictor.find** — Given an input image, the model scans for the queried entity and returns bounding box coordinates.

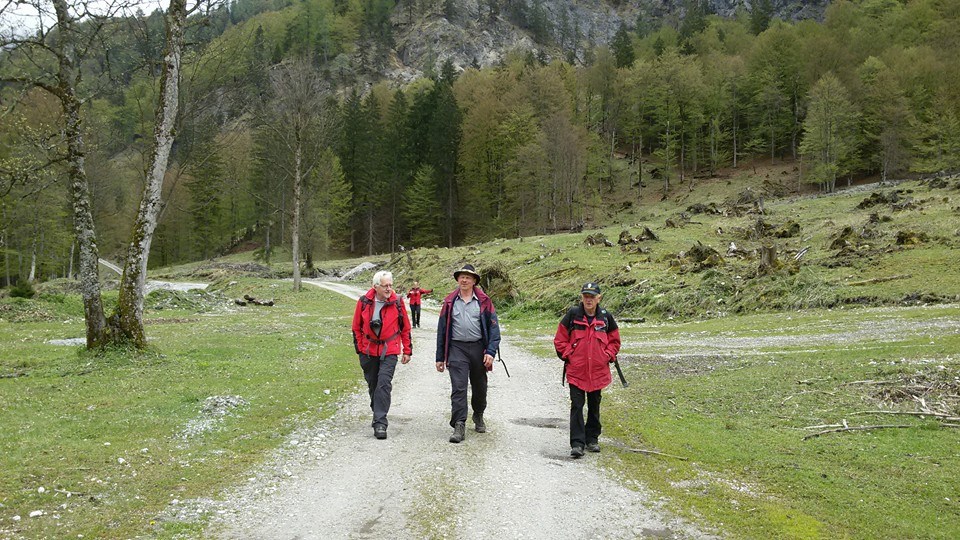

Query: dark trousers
[447,340,487,427]
[410,304,421,327]
[569,383,602,448]
[360,354,398,428]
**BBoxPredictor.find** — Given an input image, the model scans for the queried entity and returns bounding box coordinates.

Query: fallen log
[851,410,960,422]
[847,274,912,286]
[239,294,275,306]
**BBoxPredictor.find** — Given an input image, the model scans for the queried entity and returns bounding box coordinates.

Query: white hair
[372,270,393,286]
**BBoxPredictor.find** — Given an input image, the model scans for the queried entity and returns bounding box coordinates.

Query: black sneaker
[586,442,600,453]
[570,446,585,458]
[473,413,486,433]
[449,421,466,443]
[374,426,387,440]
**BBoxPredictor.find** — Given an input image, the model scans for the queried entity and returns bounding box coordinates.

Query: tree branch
[803,424,915,440]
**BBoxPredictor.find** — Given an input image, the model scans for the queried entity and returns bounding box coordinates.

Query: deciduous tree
[799,73,859,192]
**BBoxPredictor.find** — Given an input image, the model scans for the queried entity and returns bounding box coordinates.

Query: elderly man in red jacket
[553,282,621,458]
[352,270,412,440]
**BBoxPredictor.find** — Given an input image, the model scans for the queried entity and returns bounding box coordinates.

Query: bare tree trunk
[367,209,374,255]
[53,0,109,347]
[115,0,187,348]
[68,241,75,280]
[447,178,454,248]
[28,216,38,282]
[3,229,9,287]
[264,223,272,263]
[291,139,302,292]
[732,84,739,169]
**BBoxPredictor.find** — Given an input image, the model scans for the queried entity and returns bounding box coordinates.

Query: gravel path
[210,280,713,539]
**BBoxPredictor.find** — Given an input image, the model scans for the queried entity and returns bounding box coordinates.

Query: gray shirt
[450,293,482,342]
[372,299,385,337]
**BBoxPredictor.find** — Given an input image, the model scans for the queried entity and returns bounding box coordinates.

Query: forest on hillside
[1,0,959,286]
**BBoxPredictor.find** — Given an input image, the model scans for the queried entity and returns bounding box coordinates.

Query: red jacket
[352,288,412,358]
[406,287,433,306]
[553,305,621,392]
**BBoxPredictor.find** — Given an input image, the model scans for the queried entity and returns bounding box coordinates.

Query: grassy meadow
[0,280,360,539]
[2,173,959,538]
[512,305,960,539]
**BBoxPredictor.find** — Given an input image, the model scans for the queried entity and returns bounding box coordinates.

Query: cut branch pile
[803,368,960,440]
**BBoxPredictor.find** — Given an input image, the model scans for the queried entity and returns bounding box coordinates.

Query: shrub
[9,281,36,299]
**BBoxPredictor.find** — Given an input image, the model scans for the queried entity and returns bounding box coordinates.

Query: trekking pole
[613,358,629,388]
[497,348,511,378]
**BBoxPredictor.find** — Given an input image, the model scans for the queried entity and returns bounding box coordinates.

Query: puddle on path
[641,527,678,539]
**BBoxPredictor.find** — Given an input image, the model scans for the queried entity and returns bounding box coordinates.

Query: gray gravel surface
[209,280,714,540]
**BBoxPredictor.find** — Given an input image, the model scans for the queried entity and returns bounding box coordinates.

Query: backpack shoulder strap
[395,299,405,331]
[563,305,582,332]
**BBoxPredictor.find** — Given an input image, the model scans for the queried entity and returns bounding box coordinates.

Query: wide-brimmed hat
[453,264,481,281]
[580,282,601,296]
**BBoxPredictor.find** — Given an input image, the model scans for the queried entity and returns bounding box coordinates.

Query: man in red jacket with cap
[553,282,621,458]
[352,270,412,440]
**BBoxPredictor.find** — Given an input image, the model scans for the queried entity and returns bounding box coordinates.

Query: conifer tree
[403,164,443,247]
[611,23,635,69]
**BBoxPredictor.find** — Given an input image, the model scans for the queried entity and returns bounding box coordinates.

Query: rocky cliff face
[383,0,829,83]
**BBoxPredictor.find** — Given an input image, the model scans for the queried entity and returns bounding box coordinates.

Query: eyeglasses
[377,283,393,288]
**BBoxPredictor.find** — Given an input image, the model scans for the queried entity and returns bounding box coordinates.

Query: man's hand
[435,361,446,373]
[401,354,411,364]
[483,354,494,370]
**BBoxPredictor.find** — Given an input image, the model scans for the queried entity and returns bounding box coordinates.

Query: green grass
[377,178,960,324]
[509,304,960,539]
[2,174,959,538]
[0,281,360,539]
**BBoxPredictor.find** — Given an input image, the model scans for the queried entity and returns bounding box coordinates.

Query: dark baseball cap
[581,282,601,296]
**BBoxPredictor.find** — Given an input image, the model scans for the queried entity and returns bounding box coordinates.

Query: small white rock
[29,510,43,518]
[323,389,331,395]
[12,515,21,522]
[103,442,111,446]
[38,486,45,494]
[140,448,149,453]
[117,458,126,464]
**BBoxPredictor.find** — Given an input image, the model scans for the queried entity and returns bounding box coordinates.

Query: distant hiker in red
[352,270,412,440]
[436,264,501,443]
[405,281,433,328]
[553,282,621,458]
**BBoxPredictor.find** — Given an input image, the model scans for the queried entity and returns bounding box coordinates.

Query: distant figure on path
[405,281,433,328]
[352,271,412,440]
[553,282,621,458]
[436,264,501,443]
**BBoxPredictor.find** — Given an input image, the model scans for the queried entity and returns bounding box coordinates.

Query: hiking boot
[473,413,486,433]
[586,442,600,453]
[374,425,387,440]
[570,446,585,458]
[449,421,466,443]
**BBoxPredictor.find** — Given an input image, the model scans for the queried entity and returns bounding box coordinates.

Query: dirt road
[211,280,712,539]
